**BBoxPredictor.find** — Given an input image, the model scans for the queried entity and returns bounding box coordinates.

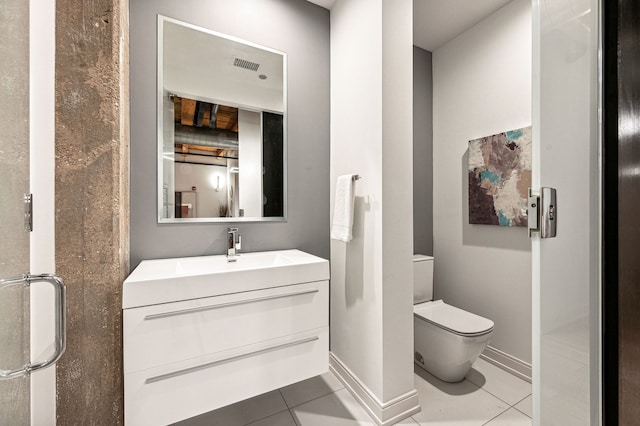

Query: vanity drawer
[123,280,328,373]
[124,328,328,426]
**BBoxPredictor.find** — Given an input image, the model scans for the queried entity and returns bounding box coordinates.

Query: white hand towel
[331,174,356,242]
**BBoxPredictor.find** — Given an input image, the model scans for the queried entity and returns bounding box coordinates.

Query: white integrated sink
[176,250,295,274]
[123,249,329,309]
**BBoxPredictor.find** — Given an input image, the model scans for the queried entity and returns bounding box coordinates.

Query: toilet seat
[414,300,494,337]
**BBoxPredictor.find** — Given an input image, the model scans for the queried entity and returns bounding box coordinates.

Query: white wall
[432,0,532,364]
[238,109,263,217]
[162,93,175,218]
[30,0,56,422]
[330,0,415,410]
[175,163,228,217]
[331,0,383,396]
[380,0,414,402]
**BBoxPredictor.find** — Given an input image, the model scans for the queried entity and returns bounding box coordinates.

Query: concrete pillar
[55,0,129,423]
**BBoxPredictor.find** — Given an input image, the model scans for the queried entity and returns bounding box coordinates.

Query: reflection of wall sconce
[210,173,225,192]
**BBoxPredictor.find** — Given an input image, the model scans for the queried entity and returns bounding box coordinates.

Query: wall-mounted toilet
[413,255,494,382]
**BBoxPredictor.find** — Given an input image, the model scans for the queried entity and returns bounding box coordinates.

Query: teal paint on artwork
[481,169,501,184]
[506,129,524,140]
[498,210,510,226]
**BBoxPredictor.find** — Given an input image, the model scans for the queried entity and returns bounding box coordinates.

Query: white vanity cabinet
[122,250,329,425]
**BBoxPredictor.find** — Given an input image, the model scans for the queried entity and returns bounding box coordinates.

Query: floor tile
[412,367,509,426]
[176,390,288,426]
[246,410,297,426]
[280,371,345,408]
[291,388,376,425]
[465,358,531,406]
[483,408,532,426]
[514,395,532,418]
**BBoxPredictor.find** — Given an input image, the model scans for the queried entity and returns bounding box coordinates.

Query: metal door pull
[143,288,319,321]
[0,274,66,380]
[144,335,319,384]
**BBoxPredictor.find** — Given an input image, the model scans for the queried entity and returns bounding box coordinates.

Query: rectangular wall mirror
[157,16,287,222]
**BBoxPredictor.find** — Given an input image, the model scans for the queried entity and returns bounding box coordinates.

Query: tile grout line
[511,393,533,419]
[472,383,515,407]
[279,388,292,409]
[463,377,484,391]
[467,371,532,424]
[473,381,531,410]
[481,408,510,426]
[512,393,532,405]
[242,406,292,426]
[284,387,345,410]
[289,408,301,426]
[240,389,291,426]
[512,406,532,419]
[478,393,533,425]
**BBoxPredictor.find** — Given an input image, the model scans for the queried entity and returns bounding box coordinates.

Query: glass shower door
[532,0,601,424]
[0,0,31,423]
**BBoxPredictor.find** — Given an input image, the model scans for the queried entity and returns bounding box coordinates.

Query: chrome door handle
[0,274,66,380]
[528,187,557,238]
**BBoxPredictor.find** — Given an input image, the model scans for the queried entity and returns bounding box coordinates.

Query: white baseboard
[329,352,420,426]
[480,345,532,383]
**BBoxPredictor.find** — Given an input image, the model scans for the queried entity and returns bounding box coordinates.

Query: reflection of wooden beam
[215,105,239,132]
[176,144,222,154]
[175,97,240,132]
[173,97,182,123]
[175,144,238,159]
[181,98,196,126]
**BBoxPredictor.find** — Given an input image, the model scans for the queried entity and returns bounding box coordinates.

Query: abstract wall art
[468,126,532,227]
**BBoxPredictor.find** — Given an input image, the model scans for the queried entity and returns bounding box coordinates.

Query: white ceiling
[307,0,513,52]
[163,19,284,113]
[413,0,513,51]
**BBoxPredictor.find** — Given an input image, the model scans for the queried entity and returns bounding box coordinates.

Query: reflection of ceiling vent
[233,58,260,71]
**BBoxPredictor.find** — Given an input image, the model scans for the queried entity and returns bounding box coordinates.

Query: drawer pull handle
[143,288,319,321]
[144,335,320,384]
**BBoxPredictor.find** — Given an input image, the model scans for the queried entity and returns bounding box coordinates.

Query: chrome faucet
[227,227,241,261]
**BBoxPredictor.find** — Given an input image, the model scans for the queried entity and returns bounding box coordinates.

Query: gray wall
[413,46,433,256]
[130,0,330,268]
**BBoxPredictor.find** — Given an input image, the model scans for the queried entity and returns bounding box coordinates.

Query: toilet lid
[414,300,494,337]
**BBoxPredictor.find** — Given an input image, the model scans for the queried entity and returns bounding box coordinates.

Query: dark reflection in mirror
[263,112,284,217]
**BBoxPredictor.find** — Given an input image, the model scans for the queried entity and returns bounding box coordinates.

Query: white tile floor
[175,358,532,426]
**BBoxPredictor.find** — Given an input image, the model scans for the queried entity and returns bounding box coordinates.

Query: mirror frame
[157,15,288,223]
